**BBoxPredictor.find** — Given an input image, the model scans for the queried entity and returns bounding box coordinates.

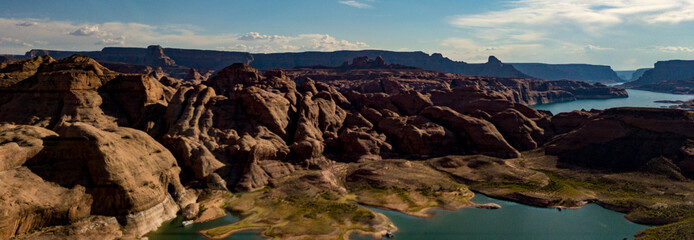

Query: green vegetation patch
[635,218,694,240]
[202,179,390,240]
[540,171,642,198]
[627,204,694,225]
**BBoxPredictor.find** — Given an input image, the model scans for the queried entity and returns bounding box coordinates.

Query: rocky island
[0,53,691,240]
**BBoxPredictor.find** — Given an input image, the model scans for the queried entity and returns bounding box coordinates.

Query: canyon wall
[511,63,623,83]
[623,60,694,93]
[23,46,529,78]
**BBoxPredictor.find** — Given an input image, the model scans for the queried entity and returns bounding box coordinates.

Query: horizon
[6,44,668,70]
[3,0,694,70]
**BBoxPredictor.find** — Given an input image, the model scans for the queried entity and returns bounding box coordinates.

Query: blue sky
[2,0,694,70]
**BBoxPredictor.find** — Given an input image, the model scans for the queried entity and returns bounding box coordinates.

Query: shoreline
[186,191,635,240]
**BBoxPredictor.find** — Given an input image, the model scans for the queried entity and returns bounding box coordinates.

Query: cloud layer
[338,0,372,8]
[0,18,368,55]
[451,0,694,28]
[441,0,694,69]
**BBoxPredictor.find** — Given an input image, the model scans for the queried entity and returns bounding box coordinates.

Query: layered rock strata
[0,55,193,238]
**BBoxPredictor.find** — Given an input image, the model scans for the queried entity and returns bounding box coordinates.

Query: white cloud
[0,18,369,54]
[69,25,101,36]
[440,0,694,69]
[584,44,613,51]
[440,37,544,62]
[226,33,368,52]
[0,37,36,50]
[302,34,368,51]
[646,5,694,23]
[450,0,694,29]
[238,32,287,41]
[16,22,37,27]
[96,36,126,46]
[656,46,694,53]
[0,37,23,44]
[339,0,372,8]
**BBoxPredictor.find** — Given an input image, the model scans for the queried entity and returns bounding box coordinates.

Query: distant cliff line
[23,45,530,79]
[21,45,627,83]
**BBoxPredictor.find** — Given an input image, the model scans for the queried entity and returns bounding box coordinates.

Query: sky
[2,0,694,70]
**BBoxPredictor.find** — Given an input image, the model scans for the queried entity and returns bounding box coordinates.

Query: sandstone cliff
[546,107,694,179]
[0,55,194,239]
[284,56,627,106]
[511,63,623,83]
[622,60,694,93]
[24,46,529,78]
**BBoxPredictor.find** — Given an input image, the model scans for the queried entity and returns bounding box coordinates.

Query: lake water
[532,89,693,114]
[147,194,648,240]
[351,194,648,240]
[145,212,263,240]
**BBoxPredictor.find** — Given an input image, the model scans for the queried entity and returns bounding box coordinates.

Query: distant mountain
[622,60,694,94]
[252,52,530,78]
[629,68,652,82]
[23,45,530,78]
[615,71,635,81]
[0,55,20,64]
[25,45,254,71]
[510,63,623,83]
[616,68,652,82]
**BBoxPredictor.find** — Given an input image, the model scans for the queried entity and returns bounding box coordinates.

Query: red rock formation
[0,54,193,238]
[1,55,647,239]
[420,106,520,158]
[490,109,547,151]
[284,56,627,106]
[550,110,596,135]
[0,55,55,88]
[622,60,694,94]
[546,108,694,177]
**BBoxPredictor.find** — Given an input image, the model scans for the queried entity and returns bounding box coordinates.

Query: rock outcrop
[27,123,189,235]
[0,55,20,64]
[0,55,119,129]
[626,78,694,94]
[0,124,93,238]
[0,54,192,238]
[152,61,578,193]
[546,107,694,177]
[0,167,93,238]
[419,106,520,158]
[0,55,55,88]
[284,57,627,106]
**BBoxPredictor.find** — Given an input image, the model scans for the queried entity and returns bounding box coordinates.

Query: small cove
[532,89,693,114]
[145,212,263,240]
[350,194,649,240]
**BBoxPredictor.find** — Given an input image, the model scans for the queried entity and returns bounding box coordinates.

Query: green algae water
[145,212,263,240]
[351,194,649,240]
[532,89,693,114]
[148,194,648,240]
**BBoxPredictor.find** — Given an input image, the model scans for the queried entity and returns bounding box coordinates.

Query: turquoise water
[145,212,263,240]
[147,194,648,240]
[351,194,649,240]
[533,89,693,114]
